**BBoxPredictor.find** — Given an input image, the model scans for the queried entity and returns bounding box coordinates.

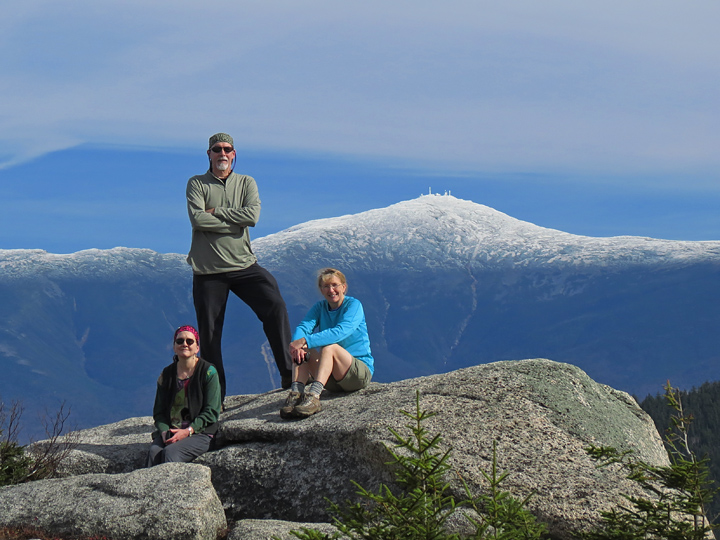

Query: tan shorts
[324,357,372,392]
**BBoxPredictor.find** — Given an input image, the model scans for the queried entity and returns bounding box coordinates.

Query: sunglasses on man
[210,146,234,154]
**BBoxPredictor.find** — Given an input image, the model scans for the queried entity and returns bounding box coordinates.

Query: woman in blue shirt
[281,268,374,419]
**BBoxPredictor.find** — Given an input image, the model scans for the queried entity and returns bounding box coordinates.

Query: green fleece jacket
[186,170,261,275]
[152,357,221,438]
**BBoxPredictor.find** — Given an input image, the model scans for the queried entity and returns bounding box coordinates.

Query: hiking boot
[280,391,302,419]
[293,392,322,418]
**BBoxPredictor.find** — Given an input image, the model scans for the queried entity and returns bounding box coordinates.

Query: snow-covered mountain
[2,195,719,439]
[256,195,719,270]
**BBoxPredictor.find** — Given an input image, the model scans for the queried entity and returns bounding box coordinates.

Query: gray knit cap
[209,133,234,149]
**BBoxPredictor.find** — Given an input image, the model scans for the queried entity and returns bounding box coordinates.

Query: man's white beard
[216,161,229,171]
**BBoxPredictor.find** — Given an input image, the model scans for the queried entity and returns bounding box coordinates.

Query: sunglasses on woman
[175,338,196,345]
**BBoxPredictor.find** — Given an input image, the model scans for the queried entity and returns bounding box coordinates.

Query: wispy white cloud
[1,0,718,184]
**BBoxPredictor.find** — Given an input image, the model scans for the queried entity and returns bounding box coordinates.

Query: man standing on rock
[185,132,293,402]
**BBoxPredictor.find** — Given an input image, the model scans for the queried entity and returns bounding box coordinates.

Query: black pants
[193,263,292,400]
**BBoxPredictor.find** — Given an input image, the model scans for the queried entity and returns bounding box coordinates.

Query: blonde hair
[317,268,347,291]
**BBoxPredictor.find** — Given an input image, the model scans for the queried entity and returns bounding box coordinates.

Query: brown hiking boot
[280,391,302,419]
[293,392,322,418]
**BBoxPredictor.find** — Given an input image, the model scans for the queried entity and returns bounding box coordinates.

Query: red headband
[174,325,199,343]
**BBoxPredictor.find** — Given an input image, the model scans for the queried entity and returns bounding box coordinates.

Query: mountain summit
[257,194,720,270]
[1,195,718,437]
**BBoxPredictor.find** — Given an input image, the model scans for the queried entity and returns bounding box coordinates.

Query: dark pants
[146,433,213,467]
[193,263,292,400]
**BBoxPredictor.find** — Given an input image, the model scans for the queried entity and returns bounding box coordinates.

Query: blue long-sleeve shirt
[292,296,374,375]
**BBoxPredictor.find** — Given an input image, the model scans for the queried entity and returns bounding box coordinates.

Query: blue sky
[1,1,719,254]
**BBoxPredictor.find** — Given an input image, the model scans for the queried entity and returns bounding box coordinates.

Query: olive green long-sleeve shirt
[186,170,260,274]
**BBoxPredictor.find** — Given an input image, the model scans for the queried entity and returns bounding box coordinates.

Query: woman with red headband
[146,325,222,466]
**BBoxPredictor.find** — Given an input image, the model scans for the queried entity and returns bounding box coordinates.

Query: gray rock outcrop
[2,359,670,539]
[0,462,226,540]
[227,519,340,540]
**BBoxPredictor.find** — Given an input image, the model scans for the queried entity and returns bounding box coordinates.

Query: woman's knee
[321,343,345,357]
[146,435,166,467]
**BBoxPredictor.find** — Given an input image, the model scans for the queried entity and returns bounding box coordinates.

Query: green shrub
[0,398,78,486]
[640,380,720,525]
[0,398,31,486]
[583,382,717,540]
[465,440,546,540]
[0,438,33,486]
[284,391,547,540]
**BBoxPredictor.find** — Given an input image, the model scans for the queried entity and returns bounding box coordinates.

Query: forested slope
[640,380,720,523]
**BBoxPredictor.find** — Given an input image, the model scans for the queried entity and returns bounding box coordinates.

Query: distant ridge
[2,195,719,439]
[3,195,717,275]
[0,248,187,279]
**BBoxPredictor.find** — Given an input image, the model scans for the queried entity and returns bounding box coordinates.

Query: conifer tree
[284,391,547,540]
[585,382,717,540]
